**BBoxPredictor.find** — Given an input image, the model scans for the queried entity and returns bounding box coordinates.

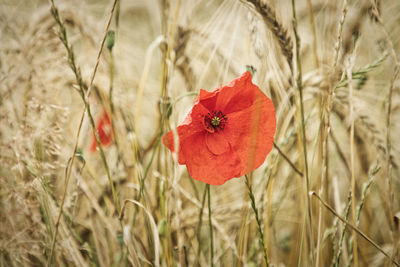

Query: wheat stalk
[245,0,293,71]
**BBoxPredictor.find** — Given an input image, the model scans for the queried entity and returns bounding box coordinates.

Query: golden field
[0,0,400,266]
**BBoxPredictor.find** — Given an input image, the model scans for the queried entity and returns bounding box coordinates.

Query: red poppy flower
[90,111,113,152]
[163,71,276,185]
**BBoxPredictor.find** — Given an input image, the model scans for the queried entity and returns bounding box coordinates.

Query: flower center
[211,116,220,126]
[203,110,227,133]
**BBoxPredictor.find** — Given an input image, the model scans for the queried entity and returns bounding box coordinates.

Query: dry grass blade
[273,142,303,177]
[1,0,400,266]
[346,56,358,267]
[47,0,119,265]
[119,199,160,267]
[310,192,400,267]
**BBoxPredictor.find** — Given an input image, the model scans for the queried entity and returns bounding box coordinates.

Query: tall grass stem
[245,175,269,267]
[207,184,214,267]
[47,1,119,265]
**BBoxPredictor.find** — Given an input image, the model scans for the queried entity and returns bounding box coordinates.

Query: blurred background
[1,0,400,266]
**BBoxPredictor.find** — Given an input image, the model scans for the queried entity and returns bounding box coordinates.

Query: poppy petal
[216,71,258,114]
[223,91,276,176]
[90,138,98,152]
[90,111,113,152]
[196,88,220,111]
[162,102,209,162]
[180,132,242,185]
[205,132,229,155]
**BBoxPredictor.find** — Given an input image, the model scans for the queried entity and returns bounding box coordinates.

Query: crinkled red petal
[216,71,259,114]
[180,132,242,185]
[195,88,219,111]
[223,91,276,176]
[205,132,229,155]
[162,103,209,163]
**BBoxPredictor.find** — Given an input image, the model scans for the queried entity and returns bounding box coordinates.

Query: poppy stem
[195,185,208,267]
[245,175,269,267]
[207,184,214,267]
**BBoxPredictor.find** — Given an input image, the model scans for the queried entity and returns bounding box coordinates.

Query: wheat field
[1,0,400,266]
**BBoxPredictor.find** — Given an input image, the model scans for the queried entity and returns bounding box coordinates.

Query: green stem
[47,2,120,266]
[108,49,125,170]
[207,184,214,267]
[291,0,314,263]
[195,185,208,266]
[245,175,269,267]
[334,192,352,267]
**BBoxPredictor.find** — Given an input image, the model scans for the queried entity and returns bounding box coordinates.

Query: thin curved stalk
[47,0,119,265]
[245,175,269,267]
[207,184,214,267]
[310,192,400,267]
[195,185,208,267]
[291,0,314,263]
